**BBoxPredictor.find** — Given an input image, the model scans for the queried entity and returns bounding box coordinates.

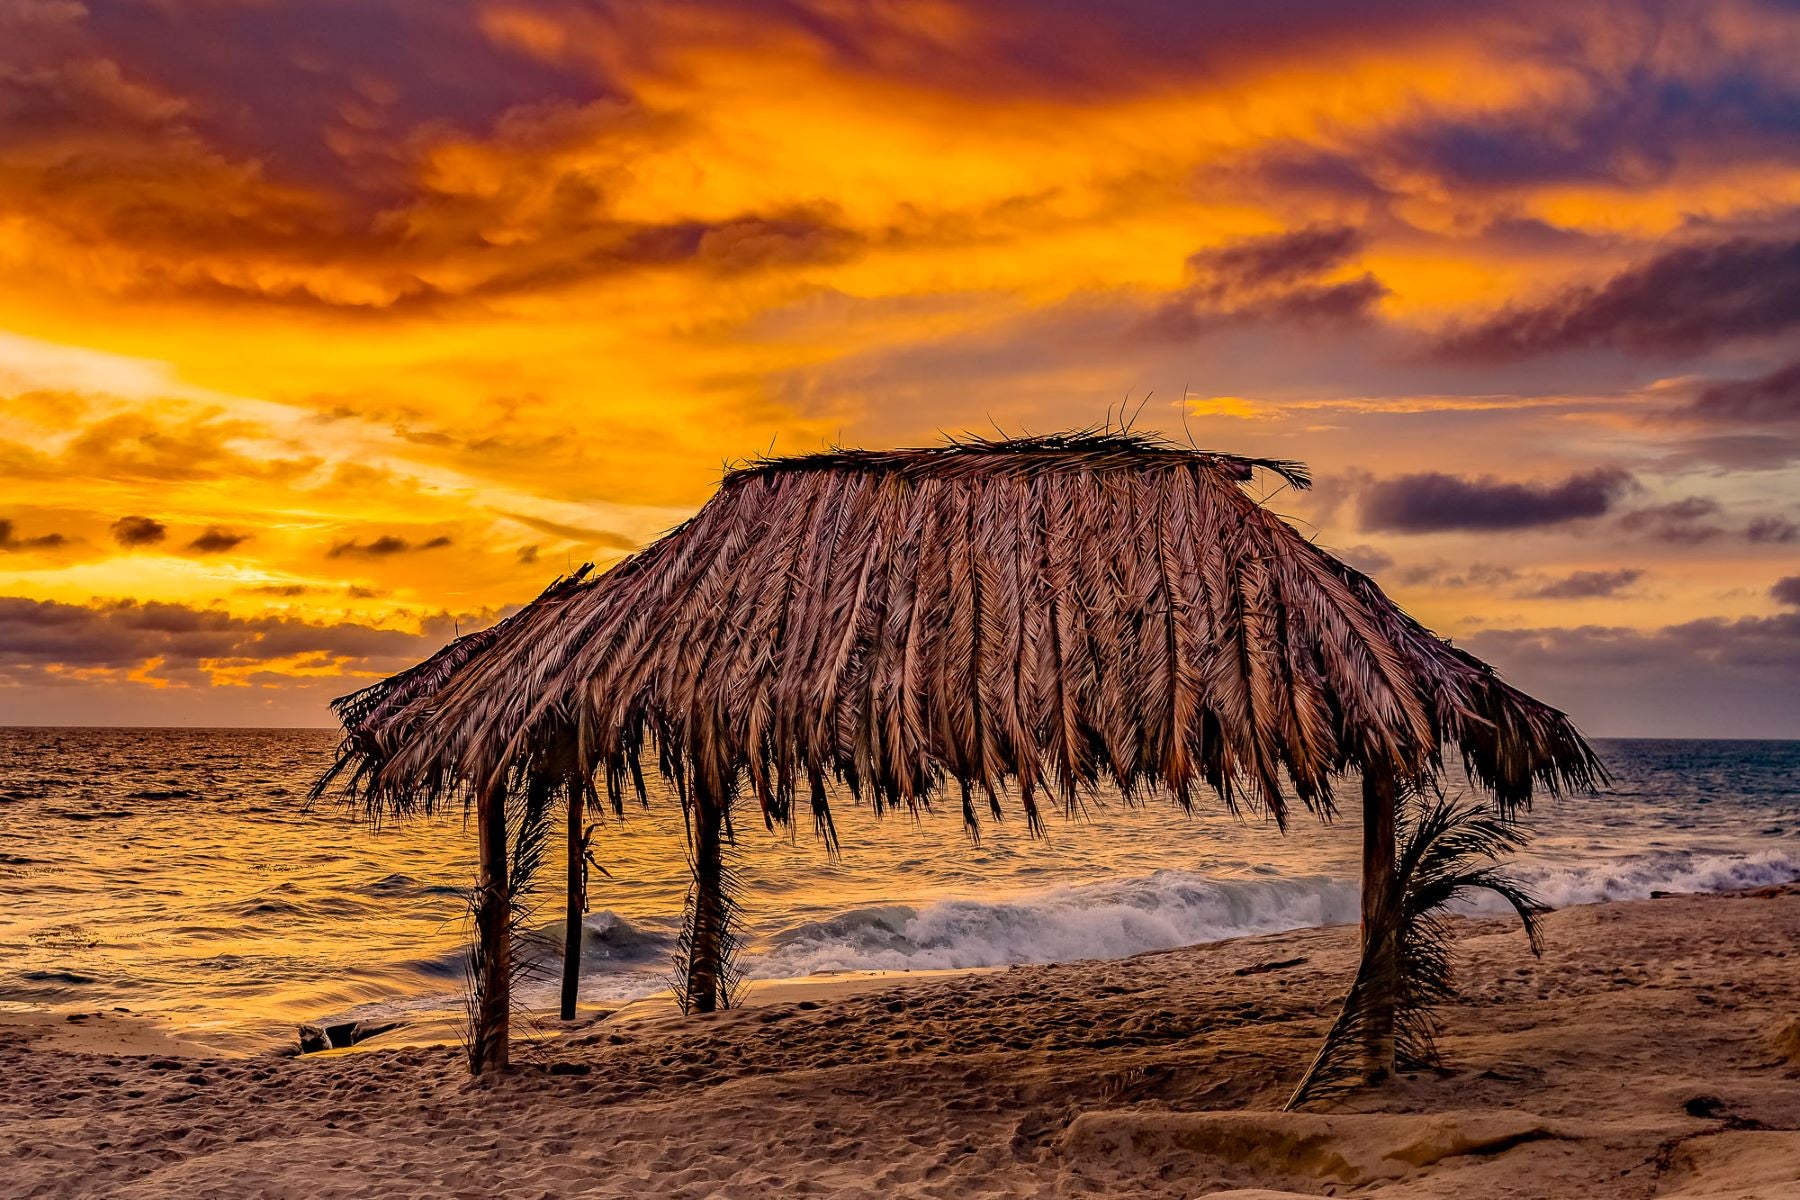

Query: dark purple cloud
[1188,225,1363,289]
[0,519,67,552]
[0,0,867,314]
[1359,468,1634,533]
[110,515,167,547]
[1378,75,1800,191]
[578,0,1538,101]
[1141,226,1387,341]
[326,534,453,559]
[1436,236,1800,360]
[1690,359,1800,423]
[0,596,430,678]
[187,527,252,554]
[1748,515,1800,544]
[1520,568,1644,599]
[1465,613,1800,736]
[1774,576,1800,607]
[1390,561,1521,588]
[448,208,863,303]
[1475,615,1800,674]
[75,0,616,198]
[1615,497,1727,544]
[1224,52,1800,209]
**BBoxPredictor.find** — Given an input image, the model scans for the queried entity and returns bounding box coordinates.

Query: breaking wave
[745,870,1361,978]
[1506,849,1800,910]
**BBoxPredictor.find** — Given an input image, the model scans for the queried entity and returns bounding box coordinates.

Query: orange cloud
[2,0,1798,726]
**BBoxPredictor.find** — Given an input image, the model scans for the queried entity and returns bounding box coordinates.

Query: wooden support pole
[1360,769,1399,1081]
[560,786,584,1021]
[686,787,727,1014]
[472,775,511,1073]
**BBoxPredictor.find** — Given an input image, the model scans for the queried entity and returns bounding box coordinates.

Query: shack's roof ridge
[723,429,1312,490]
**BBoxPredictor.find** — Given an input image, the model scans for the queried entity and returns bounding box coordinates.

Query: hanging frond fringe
[316,431,1604,841]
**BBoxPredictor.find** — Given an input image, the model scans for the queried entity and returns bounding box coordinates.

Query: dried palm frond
[1285,789,1547,1110]
[310,565,594,809]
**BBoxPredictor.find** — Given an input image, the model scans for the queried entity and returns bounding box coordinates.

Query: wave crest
[748,870,1360,977]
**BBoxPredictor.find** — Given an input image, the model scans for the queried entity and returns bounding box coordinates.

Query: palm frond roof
[317,431,1603,831]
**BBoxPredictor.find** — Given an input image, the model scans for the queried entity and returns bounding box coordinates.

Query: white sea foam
[744,870,1361,977]
[1505,848,1800,909]
[741,848,1800,980]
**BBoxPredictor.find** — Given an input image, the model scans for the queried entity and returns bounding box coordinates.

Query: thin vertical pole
[1360,769,1399,1080]
[560,786,584,1021]
[473,775,511,1073]
[686,783,727,1014]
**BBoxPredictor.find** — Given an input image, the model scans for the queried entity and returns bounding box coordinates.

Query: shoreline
[0,965,1020,1061]
[6,884,1798,1197]
[23,841,1796,1062]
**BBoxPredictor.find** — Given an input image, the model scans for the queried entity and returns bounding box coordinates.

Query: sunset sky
[1,0,1797,734]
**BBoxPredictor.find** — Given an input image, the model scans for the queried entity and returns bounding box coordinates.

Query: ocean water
[1,729,1795,1049]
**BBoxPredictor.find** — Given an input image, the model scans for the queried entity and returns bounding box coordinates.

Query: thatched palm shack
[318,432,1602,1074]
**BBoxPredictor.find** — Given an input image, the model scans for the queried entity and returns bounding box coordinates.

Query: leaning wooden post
[472,774,511,1073]
[559,783,584,1021]
[1360,768,1399,1080]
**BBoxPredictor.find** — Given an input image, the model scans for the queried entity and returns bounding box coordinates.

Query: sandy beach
[5,886,1797,1199]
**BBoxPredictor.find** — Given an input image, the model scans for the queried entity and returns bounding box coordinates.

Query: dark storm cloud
[0,596,431,678]
[1436,236,1800,360]
[1359,468,1634,533]
[1226,144,1391,206]
[14,0,1794,320]
[1748,515,1800,544]
[1210,33,1800,224]
[0,1,861,312]
[1389,561,1521,589]
[109,515,166,547]
[240,584,316,598]
[74,0,615,195]
[552,0,1539,100]
[1377,74,1800,191]
[1470,614,1800,674]
[1690,360,1800,423]
[1465,613,1800,734]
[449,208,864,303]
[326,534,453,559]
[1141,226,1387,341]
[0,519,67,552]
[186,527,252,554]
[1189,226,1364,289]
[1614,497,1727,544]
[1520,568,1645,599]
[1774,576,1800,607]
